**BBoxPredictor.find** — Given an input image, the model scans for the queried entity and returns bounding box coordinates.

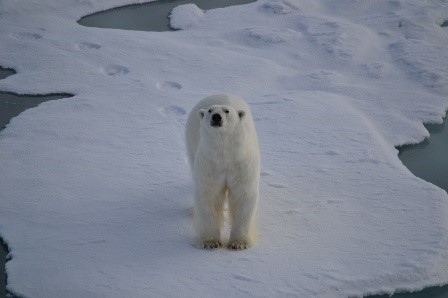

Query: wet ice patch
[262,0,300,14]
[169,4,204,30]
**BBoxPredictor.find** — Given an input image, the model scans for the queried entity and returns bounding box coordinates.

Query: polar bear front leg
[193,174,226,250]
[193,193,225,249]
[227,187,259,250]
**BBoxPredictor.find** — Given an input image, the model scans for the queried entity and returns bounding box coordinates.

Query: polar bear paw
[228,240,249,250]
[202,240,222,250]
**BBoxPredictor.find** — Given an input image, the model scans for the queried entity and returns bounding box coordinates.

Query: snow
[1,0,448,297]
[169,4,204,30]
[261,0,300,15]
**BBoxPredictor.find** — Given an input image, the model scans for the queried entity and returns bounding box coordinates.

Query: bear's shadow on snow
[136,183,194,247]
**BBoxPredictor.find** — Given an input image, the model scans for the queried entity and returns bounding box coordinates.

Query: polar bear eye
[208,109,212,113]
[224,109,229,114]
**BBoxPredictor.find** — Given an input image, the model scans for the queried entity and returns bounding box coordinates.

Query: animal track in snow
[268,182,288,189]
[285,209,301,215]
[233,274,254,282]
[11,32,42,40]
[102,64,129,76]
[76,42,101,50]
[157,81,182,91]
[362,62,388,79]
[327,199,344,204]
[325,150,340,156]
[251,100,281,105]
[245,28,300,45]
[159,105,187,118]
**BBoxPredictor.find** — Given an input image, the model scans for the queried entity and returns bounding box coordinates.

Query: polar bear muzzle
[211,113,222,127]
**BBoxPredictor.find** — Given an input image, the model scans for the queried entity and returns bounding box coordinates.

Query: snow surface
[169,4,204,30]
[1,0,448,297]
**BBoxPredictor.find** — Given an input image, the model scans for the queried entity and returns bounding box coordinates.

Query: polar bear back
[185,94,257,168]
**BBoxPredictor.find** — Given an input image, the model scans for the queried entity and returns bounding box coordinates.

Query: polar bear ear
[238,110,246,119]
[198,109,205,119]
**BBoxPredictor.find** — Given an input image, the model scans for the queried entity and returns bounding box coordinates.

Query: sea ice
[0,0,448,297]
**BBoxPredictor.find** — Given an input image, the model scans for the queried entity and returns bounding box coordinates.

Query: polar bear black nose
[212,113,222,122]
[211,113,222,127]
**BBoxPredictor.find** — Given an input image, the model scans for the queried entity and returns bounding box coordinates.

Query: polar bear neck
[198,124,251,162]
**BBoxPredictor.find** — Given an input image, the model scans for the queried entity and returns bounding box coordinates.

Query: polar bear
[185,94,260,250]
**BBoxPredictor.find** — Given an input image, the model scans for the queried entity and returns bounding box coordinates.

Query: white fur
[185,94,260,250]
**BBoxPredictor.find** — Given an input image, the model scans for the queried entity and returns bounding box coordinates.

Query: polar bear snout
[211,113,222,127]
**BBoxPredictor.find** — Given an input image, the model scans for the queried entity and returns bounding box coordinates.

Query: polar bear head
[198,105,246,132]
